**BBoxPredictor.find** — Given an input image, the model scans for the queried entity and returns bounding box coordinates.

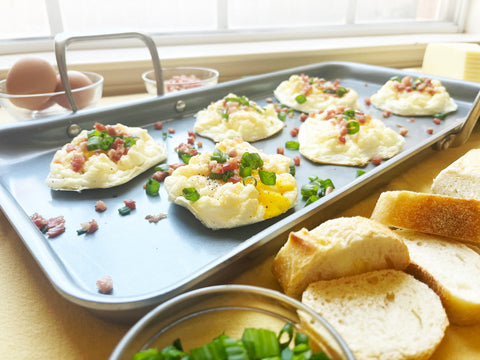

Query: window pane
[228,0,349,29]
[355,0,440,23]
[0,1,50,40]
[59,0,217,33]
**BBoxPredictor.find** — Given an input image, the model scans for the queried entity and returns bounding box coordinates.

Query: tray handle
[434,90,480,150]
[54,31,164,114]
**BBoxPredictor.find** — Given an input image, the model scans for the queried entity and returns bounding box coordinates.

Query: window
[0,0,469,55]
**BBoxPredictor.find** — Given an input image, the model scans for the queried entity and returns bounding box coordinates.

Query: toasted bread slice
[371,190,480,244]
[272,216,410,299]
[431,149,480,200]
[398,228,480,325]
[302,269,449,360]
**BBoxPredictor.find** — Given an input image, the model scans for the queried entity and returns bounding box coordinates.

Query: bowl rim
[142,66,219,85]
[0,70,104,99]
[109,284,355,360]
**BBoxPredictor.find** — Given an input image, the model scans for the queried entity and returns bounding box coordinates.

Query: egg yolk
[255,177,293,219]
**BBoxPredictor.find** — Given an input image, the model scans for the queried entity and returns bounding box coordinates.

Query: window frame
[0,0,471,55]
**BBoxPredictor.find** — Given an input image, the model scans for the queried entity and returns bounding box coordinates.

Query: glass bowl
[142,66,219,95]
[0,71,103,121]
[109,284,354,360]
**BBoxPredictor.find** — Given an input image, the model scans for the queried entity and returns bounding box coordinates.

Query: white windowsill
[1,33,479,96]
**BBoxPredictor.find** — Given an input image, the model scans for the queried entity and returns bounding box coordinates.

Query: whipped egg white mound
[298,106,405,166]
[274,74,359,113]
[370,75,457,116]
[164,138,298,230]
[194,93,284,142]
[45,123,167,191]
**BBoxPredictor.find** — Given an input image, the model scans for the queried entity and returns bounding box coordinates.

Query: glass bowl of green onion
[109,284,354,360]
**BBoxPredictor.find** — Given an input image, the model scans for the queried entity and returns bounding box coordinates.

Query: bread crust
[272,216,410,299]
[371,190,480,244]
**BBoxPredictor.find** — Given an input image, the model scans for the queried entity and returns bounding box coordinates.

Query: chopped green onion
[209,171,233,182]
[346,121,360,135]
[86,136,103,151]
[294,332,309,346]
[178,151,193,164]
[242,328,280,360]
[182,187,200,202]
[76,229,87,236]
[155,163,170,172]
[302,177,335,206]
[101,136,114,150]
[356,169,366,177]
[310,176,335,196]
[433,112,447,120]
[305,195,320,206]
[118,206,131,216]
[222,170,234,182]
[241,152,264,169]
[132,324,332,360]
[295,94,307,104]
[123,137,137,148]
[86,129,137,152]
[220,336,249,360]
[145,178,160,196]
[343,109,356,119]
[259,170,276,185]
[219,107,229,121]
[285,141,300,150]
[190,337,226,360]
[289,164,296,176]
[132,348,159,360]
[277,111,287,121]
[224,95,263,113]
[336,87,348,97]
[323,88,336,94]
[390,76,401,82]
[301,184,319,198]
[239,166,252,178]
[209,172,222,180]
[278,323,294,350]
[211,148,229,163]
[242,176,257,186]
[162,131,169,141]
[225,95,250,107]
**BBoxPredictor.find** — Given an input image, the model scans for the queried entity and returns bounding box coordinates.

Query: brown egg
[6,56,57,110]
[54,71,94,110]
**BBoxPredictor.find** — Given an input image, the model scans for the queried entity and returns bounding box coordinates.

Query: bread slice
[431,149,480,200]
[302,269,449,360]
[398,228,480,325]
[371,190,480,244]
[272,216,410,299]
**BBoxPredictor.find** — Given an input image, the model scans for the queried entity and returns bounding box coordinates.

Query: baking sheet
[0,61,479,322]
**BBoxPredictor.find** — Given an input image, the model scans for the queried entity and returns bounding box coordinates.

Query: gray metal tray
[1,61,479,323]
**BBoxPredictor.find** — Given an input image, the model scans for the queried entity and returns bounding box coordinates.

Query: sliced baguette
[371,190,480,244]
[272,216,410,299]
[302,269,449,360]
[398,228,480,325]
[431,149,480,200]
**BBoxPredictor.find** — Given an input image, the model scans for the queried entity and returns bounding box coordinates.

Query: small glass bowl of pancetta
[142,66,219,95]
